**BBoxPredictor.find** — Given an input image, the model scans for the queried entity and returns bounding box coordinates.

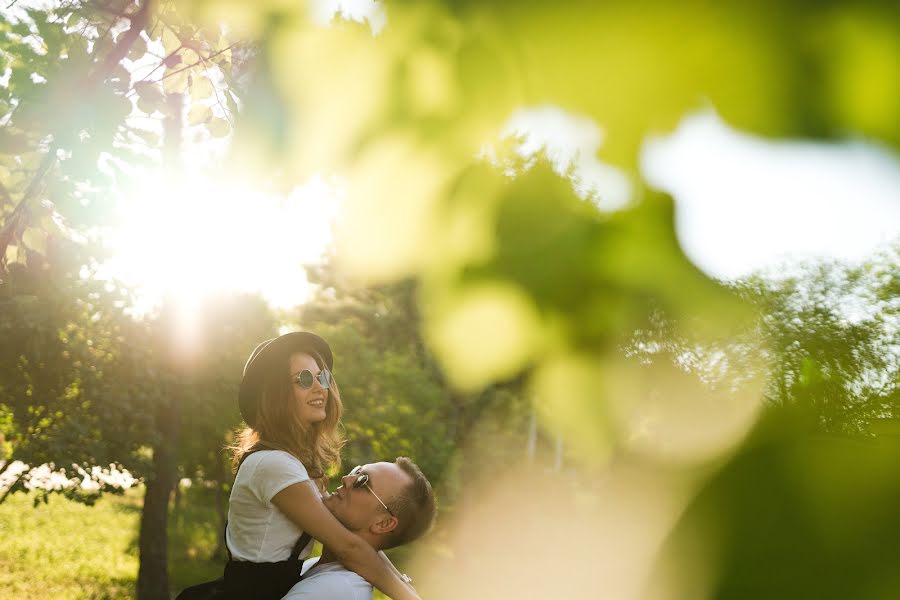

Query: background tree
[629,246,900,437]
[0,238,154,504]
[1,2,249,597]
[735,251,900,435]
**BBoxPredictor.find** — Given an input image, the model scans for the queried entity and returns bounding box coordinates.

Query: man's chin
[322,492,338,512]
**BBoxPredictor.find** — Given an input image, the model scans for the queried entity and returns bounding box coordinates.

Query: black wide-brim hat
[238,331,333,427]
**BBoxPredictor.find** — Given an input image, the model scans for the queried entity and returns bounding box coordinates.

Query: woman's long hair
[231,350,344,490]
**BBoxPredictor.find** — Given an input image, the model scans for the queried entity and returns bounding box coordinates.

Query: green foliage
[0,0,255,493]
[0,1,244,268]
[733,250,900,435]
[0,244,157,497]
[175,294,279,481]
[624,248,900,598]
[299,271,461,483]
[658,417,900,600]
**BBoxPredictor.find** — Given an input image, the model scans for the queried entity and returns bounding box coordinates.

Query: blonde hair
[232,350,344,490]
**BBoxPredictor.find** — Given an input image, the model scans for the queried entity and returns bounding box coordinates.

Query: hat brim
[238,332,333,426]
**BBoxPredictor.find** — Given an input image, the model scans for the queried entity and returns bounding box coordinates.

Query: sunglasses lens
[349,467,368,488]
[319,370,331,389]
[298,370,314,388]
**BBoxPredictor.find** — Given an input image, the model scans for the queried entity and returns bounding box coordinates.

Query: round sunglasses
[348,465,394,516]
[292,368,332,390]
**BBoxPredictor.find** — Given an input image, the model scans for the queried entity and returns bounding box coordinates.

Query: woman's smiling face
[289,352,328,425]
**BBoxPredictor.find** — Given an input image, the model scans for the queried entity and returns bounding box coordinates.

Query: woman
[181,331,419,600]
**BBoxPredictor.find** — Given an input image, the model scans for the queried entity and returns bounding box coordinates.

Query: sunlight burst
[102,172,340,317]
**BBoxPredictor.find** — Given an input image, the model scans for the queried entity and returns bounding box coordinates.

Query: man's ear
[370,514,398,536]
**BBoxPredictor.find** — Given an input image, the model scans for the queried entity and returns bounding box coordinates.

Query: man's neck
[318,542,378,567]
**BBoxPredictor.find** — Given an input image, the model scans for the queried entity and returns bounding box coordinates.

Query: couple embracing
[178,332,436,600]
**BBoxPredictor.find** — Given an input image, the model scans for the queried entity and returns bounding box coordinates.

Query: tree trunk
[136,378,187,597]
[137,403,180,600]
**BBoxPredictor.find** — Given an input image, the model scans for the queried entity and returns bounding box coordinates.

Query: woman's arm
[379,551,415,587]
[272,481,420,600]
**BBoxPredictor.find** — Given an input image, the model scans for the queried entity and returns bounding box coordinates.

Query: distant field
[0,486,223,599]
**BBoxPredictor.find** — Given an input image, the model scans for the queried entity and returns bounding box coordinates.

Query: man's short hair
[382,457,436,549]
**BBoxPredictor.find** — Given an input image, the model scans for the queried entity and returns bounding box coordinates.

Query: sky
[501,106,900,282]
[643,111,900,281]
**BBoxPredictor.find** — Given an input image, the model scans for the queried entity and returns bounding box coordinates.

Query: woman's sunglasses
[292,368,332,390]
[349,465,394,516]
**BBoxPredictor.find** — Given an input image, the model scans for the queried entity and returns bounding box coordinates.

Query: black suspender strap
[289,532,313,562]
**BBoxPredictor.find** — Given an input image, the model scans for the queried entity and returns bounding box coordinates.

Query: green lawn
[0,486,224,599]
[0,485,406,599]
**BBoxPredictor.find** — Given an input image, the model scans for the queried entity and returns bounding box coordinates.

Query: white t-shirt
[282,557,374,600]
[226,450,316,562]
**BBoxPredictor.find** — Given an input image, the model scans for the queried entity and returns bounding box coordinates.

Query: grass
[0,486,225,599]
[0,485,409,599]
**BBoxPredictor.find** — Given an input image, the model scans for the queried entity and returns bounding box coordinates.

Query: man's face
[324,462,410,533]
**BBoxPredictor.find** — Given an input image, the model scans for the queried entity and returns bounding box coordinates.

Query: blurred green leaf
[126,35,148,62]
[206,117,230,138]
[188,104,211,126]
[21,227,47,255]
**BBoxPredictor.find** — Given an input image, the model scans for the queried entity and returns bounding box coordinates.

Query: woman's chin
[301,410,328,425]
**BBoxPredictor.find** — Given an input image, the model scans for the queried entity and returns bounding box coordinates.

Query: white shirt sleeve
[248,450,310,503]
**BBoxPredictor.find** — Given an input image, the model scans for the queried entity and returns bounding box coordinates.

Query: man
[282,457,436,600]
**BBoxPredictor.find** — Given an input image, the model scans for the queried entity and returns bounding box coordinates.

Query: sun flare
[101,171,340,316]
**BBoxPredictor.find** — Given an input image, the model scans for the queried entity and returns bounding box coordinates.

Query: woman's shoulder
[240,449,308,471]
[237,449,311,495]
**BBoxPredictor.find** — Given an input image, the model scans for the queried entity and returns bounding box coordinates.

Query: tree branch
[125,42,238,101]
[85,0,153,88]
[0,0,155,269]
[0,150,57,268]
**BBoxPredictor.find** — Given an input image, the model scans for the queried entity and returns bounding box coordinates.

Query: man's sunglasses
[349,465,394,516]
[292,368,332,390]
